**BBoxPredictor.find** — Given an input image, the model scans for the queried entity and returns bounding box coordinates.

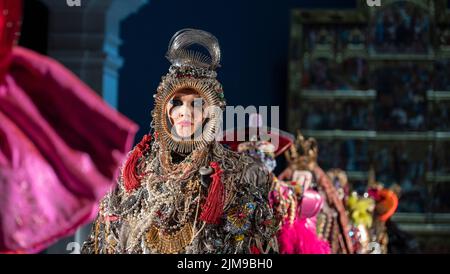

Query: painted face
[166,88,207,139]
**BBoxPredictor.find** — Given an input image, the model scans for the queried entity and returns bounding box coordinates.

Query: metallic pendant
[146,222,194,254]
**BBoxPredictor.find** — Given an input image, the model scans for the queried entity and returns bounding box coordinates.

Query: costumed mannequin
[279,132,354,254]
[81,29,278,254]
[327,168,401,254]
[327,169,372,253]
[222,114,330,254]
[0,0,138,253]
[365,169,398,254]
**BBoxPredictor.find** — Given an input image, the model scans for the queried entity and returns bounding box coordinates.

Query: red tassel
[200,162,225,224]
[123,134,152,192]
[250,245,261,254]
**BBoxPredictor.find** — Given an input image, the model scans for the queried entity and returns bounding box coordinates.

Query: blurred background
[18,0,450,253]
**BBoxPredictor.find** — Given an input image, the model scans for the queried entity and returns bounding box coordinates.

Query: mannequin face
[166,88,207,139]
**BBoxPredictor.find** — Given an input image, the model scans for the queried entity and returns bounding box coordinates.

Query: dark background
[117,0,356,140]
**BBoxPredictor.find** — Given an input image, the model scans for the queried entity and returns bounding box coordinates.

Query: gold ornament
[153,74,223,155]
[146,223,195,254]
[284,131,318,171]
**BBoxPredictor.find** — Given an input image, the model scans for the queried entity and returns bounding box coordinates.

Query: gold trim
[146,223,194,254]
[153,77,222,154]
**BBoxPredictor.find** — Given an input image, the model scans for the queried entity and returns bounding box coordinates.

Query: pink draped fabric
[0,46,138,254]
[0,47,138,254]
[0,0,138,253]
[271,186,331,254]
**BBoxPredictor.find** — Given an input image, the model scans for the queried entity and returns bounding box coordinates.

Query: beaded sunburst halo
[152,29,226,154]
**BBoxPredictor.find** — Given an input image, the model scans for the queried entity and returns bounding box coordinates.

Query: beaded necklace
[145,179,202,253]
[136,145,210,253]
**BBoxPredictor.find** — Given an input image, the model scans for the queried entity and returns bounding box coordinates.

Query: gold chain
[145,179,202,254]
[145,222,194,254]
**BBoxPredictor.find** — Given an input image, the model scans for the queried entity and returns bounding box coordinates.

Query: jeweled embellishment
[145,223,194,254]
[224,203,256,235]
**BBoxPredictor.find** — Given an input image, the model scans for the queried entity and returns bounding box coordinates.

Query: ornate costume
[81,29,278,254]
[281,132,354,254]
[224,117,330,254]
[329,168,399,254]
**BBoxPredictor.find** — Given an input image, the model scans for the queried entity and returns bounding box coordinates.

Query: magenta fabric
[276,189,330,254]
[277,218,331,254]
[0,47,138,253]
[299,190,324,219]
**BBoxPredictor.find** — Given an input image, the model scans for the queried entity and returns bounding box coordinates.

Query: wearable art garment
[225,131,330,254]
[270,179,330,254]
[329,169,400,254]
[314,166,354,254]
[0,0,138,253]
[283,133,354,254]
[81,29,279,254]
[81,141,278,254]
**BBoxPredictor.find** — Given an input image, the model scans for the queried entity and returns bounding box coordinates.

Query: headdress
[152,29,226,154]
[284,131,318,171]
